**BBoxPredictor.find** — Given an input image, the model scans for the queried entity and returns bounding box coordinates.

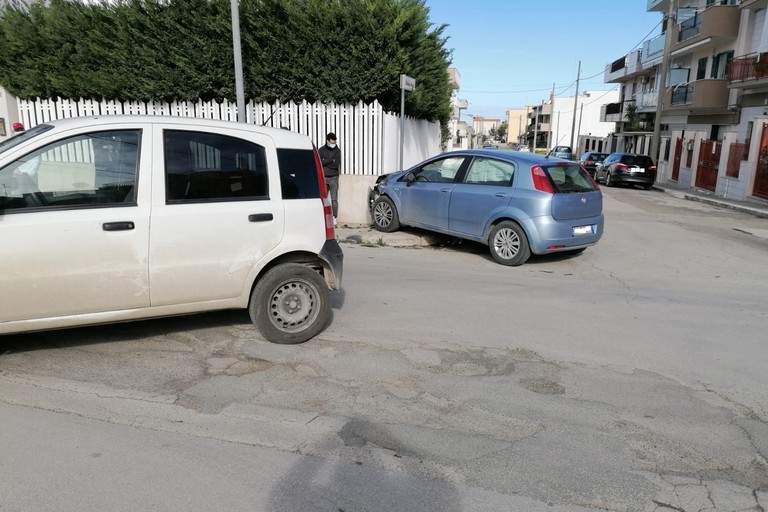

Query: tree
[0,0,452,125]
[497,121,508,142]
[624,102,640,132]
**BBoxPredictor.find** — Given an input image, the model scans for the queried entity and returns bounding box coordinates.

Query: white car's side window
[164,130,268,203]
[0,130,140,211]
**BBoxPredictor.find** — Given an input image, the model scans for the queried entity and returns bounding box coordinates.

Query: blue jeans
[325,175,339,217]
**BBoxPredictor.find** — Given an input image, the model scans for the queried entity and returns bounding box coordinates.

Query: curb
[336,225,444,248]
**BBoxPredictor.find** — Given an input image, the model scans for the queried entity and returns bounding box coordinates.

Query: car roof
[438,149,578,165]
[32,115,313,146]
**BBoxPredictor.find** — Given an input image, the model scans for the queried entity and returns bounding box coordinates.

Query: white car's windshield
[0,124,54,155]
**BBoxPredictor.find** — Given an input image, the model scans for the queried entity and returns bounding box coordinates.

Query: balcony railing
[679,12,700,42]
[642,34,665,65]
[727,52,768,83]
[671,84,694,105]
[635,91,658,110]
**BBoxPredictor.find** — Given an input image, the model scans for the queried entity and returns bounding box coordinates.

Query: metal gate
[672,137,682,181]
[754,123,768,200]
[695,140,721,191]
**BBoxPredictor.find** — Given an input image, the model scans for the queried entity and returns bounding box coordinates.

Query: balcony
[601,102,623,123]
[641,34,665,66]
[635,91,658,111]
[727,52,768,89]
[670,5,739,57]
[604,50,644,83]
[663,79,729,113]
[739,0,768,9]
[647,0,667,12]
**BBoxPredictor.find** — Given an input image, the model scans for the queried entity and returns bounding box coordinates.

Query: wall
[0,87,23,140]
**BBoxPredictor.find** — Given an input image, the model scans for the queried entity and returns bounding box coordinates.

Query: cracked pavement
[1,187,767,511]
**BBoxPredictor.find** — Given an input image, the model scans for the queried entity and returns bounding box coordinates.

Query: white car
[0,116,343,344]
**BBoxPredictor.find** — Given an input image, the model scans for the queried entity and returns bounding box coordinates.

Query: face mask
[328,143,336,149]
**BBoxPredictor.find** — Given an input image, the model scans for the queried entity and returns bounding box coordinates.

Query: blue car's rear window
[543,163,598,193]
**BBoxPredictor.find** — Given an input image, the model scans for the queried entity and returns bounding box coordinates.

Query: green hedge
[0,0,452,125]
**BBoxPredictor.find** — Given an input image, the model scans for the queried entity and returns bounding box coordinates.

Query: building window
[711,51,734,79]
[696,58,708,80]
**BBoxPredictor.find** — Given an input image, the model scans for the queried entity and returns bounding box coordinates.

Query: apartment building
[472,117,501,139]
[605,0,768,202]
[523,90,620,153]
[447,67,470,150]
[506,108,528,145]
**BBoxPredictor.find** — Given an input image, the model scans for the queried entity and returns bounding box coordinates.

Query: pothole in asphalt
[518,377,566,395]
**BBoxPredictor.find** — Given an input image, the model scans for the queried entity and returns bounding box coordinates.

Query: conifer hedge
[0,0,452,125]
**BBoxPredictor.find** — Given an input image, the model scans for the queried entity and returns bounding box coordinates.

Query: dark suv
[578,152,608,178]
[594,153,656,189]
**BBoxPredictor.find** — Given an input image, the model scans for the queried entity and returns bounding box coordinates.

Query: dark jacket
[318,144,341,177]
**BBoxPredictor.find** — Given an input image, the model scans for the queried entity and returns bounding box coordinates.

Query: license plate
[630,166,643,173]
[573,225,593,236]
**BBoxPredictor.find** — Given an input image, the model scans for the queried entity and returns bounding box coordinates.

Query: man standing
[318,132,341,218]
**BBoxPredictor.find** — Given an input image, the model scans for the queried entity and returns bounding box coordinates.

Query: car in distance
[594,153,656,189]
[0,116,343,344]
[578,151,609,178]
[516,144,530,152]
[549,145,573,160]
[370,150,603,266]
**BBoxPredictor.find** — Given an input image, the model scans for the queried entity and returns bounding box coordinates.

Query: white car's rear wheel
[249,264,330,344]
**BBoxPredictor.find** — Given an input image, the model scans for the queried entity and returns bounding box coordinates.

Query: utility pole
[570,60,581,149]
[532,106,539,152]
[650,0,676,164]
[547,83,555,150]
[230,0,246,123]
[577,103,584,153]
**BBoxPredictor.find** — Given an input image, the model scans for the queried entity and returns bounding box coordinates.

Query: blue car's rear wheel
[489,221,530,266]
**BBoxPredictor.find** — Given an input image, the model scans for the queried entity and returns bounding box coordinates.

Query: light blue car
[370,149,603,266]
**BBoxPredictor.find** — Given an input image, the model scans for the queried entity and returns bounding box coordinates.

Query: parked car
[0,116,343,344]
[594,153,656,189]
[370,150,603,266]
[516,144,530,152]
[578,152,609,178]
[549,145,573,160]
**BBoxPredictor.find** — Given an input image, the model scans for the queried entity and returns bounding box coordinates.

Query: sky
[424,0,663,122]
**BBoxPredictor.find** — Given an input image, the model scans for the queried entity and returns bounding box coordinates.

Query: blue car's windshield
[0,124,55,155]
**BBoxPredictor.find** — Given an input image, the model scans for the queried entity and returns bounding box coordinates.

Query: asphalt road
[1,187,767,512]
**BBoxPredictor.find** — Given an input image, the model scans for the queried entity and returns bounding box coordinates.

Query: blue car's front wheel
[372,196,400,233]
[489,221,530,266]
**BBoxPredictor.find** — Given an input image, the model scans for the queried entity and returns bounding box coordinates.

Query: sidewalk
[653,182,768,219]
[336,184,768,247]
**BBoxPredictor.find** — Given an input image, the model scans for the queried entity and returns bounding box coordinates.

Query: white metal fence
[16,97,441,175]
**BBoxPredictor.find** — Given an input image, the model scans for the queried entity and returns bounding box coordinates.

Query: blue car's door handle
[440,188,451,194]
[494,193,507,198]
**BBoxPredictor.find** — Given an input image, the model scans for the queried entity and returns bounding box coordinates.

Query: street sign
[400,74,416,92]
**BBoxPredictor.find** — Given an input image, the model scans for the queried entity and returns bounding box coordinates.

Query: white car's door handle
[248,213,274,222]
[102,221,135,231]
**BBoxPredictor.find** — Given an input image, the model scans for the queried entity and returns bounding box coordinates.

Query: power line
[459,21,662,100]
